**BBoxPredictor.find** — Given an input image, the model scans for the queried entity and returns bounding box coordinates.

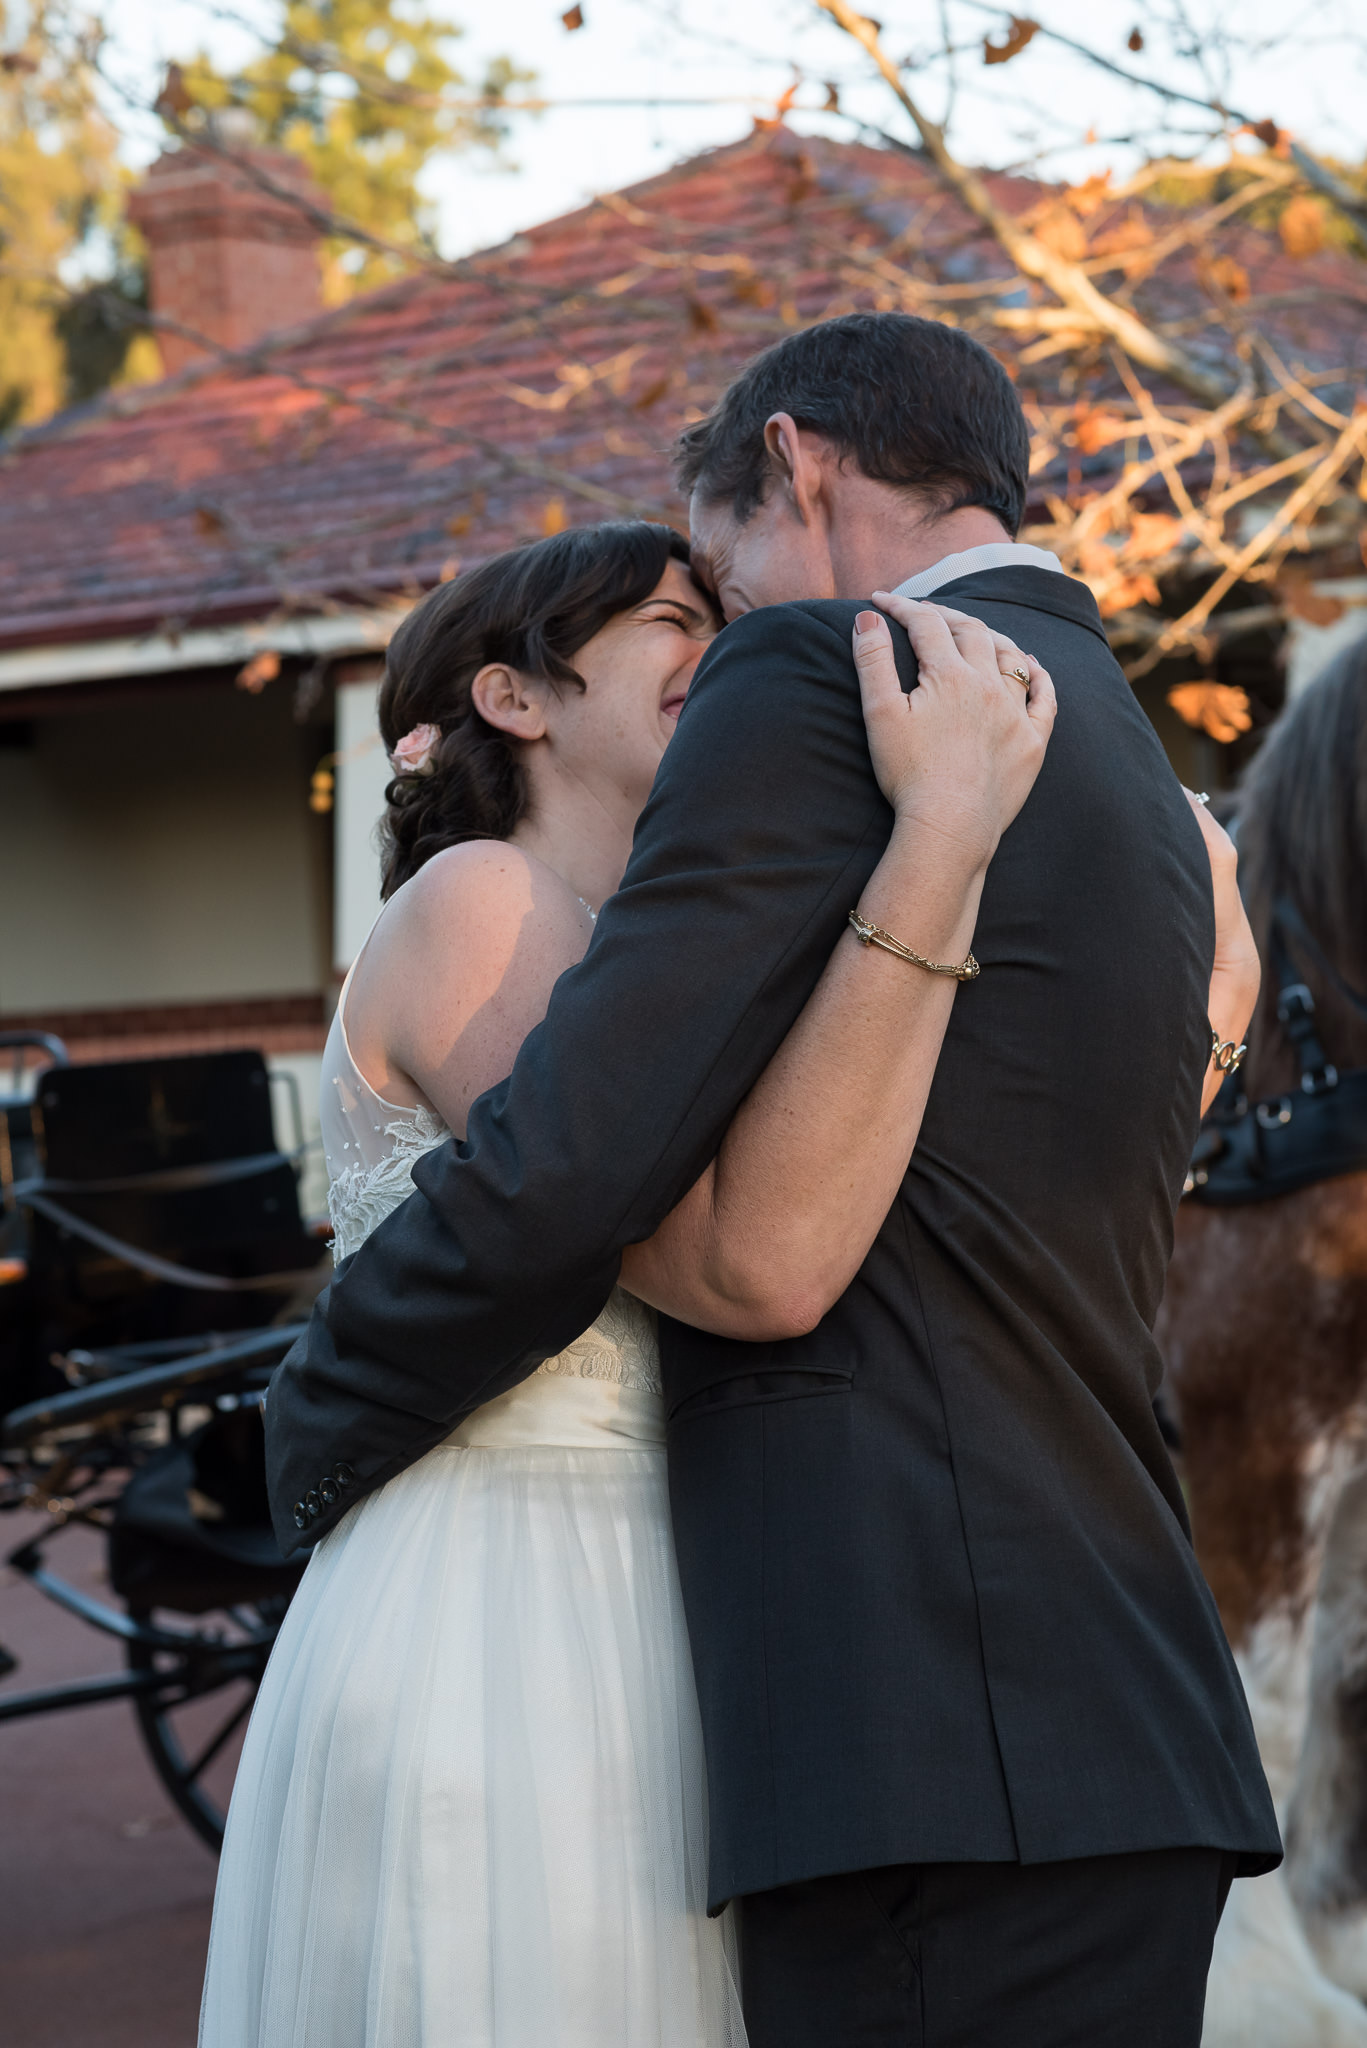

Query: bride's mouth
[661,693,687,722]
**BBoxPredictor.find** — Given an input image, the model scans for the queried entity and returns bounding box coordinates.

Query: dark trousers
[735,1848,1237,2047]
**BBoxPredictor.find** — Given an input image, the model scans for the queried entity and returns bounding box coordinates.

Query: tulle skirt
[199,1392,746,2047]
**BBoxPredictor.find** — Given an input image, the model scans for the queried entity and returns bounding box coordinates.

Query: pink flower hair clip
[390,722,441,776]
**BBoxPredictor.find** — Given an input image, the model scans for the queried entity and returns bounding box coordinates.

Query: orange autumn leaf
[1034,207,1088,262]
[541,499,568,537]
[1275,565,1346,626]
[1095,571,1161,617]
[236,650,281,694]
[1203,255,1250,303]
[1076,539,1116,578]
[1073,408,1129,456]
[732,273,777,309]
[155,60,196,119]
[1246,118,1289,156]
[1066,173,1113,218]
[1089,210,1154,260]
[983,16,1039,64]
[1124,513,1186,561]
[1167,683,1253,744]
[1279,195,1326,260]
[787,156,818,204]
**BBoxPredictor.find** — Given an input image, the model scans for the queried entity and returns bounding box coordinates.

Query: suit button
[318,1475,339,1506]
[292,1502,309,1530]
[305,1490,322,1517]
[333,1462,355,1489]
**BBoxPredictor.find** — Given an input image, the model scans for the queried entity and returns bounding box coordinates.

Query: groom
[269,312,1278,2043]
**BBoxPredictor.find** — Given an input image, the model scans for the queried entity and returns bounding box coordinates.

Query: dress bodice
[319,967,662,1407]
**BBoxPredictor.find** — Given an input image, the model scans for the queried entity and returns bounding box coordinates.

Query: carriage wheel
[125,1599,288,1851]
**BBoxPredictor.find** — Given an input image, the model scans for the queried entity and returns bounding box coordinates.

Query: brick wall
[128,145,324,374]
[0,994,327,1063]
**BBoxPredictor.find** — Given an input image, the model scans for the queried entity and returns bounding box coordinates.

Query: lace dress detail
[537,1285,660,1394]
[327,1106,447,1261]
[318,970,661,1395]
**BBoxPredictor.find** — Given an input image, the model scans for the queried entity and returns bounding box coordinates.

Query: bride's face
[541,559,716,813]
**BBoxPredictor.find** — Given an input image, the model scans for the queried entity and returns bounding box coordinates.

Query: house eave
[0,610,398,695]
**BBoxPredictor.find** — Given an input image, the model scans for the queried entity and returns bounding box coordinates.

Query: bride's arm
[619,596,1056,1342]
[1185,792,1260,1117]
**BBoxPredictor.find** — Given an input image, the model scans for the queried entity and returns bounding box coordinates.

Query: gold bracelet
[1211,1028,1247,1074]
[848,909,980,981]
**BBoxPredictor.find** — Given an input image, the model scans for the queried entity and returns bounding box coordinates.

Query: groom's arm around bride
[268,311,1278,2047]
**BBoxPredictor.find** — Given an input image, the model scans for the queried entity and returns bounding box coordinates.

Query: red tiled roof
[3,127,1364,656]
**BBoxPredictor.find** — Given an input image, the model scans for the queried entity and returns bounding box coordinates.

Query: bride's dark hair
[378,521,693,899]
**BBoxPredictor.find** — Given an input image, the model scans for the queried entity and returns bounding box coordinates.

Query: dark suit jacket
[267,567,1281,1906]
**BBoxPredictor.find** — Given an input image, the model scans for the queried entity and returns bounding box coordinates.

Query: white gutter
[0,609,403,694]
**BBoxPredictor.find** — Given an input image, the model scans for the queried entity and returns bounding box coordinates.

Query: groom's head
[678,312,1029,618]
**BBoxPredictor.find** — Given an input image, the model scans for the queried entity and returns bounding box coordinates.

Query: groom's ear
[763,412,826,528]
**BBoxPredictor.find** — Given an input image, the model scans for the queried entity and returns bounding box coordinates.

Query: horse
[1156,633,1367,2046]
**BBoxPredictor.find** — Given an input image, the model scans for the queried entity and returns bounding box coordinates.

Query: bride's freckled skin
[340,554,718,1133]
[510,558,716,819]
[464,555,717,925]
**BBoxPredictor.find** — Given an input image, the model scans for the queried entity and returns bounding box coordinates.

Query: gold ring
[1002,663,1029,687]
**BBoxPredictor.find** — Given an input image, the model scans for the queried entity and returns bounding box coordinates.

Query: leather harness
[1185,898,1367,1206]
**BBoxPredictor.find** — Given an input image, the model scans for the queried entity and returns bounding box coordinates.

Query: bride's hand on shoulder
[852,592,1056,867]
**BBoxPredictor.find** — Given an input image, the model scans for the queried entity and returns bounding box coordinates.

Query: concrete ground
[0,1508,237,2048]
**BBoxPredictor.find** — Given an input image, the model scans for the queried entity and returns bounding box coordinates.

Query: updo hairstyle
[378,521,692,899]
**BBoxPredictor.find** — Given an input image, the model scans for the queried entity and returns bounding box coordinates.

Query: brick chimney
[129,121,324,376]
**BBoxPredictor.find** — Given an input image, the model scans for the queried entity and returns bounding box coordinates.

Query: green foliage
[57,267,150,406]
[0,1,145,427]
[1144,154,1367,259]
[181,0,531,296]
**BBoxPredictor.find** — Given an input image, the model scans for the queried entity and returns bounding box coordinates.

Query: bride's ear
[471,663,550,742]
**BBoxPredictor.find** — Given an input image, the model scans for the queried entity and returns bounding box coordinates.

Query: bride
[199,518,1229,2045]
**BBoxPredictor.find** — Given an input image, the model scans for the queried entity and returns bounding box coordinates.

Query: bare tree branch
[1126,407,1367,678]
[959,0,1367,243]
[813,0,1281,425]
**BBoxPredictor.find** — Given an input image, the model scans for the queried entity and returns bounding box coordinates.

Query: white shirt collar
[892,542,1063,602]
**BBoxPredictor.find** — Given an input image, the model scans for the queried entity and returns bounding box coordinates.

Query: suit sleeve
[266,602,895,1546]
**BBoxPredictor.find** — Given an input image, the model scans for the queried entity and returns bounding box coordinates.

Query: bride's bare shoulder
[383,841,585,956]
[355,840,589,1027]
[344,841,592,1124]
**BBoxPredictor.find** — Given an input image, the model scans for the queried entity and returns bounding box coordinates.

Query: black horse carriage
[0,1031,330,1847]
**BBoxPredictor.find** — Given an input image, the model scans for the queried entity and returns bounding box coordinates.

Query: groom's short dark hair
[675,311,1029,535]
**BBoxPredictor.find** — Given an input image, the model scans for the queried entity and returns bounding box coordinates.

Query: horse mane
[1234,631,1367,1099]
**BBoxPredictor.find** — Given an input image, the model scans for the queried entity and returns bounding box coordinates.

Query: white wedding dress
[199,966,747,2047]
